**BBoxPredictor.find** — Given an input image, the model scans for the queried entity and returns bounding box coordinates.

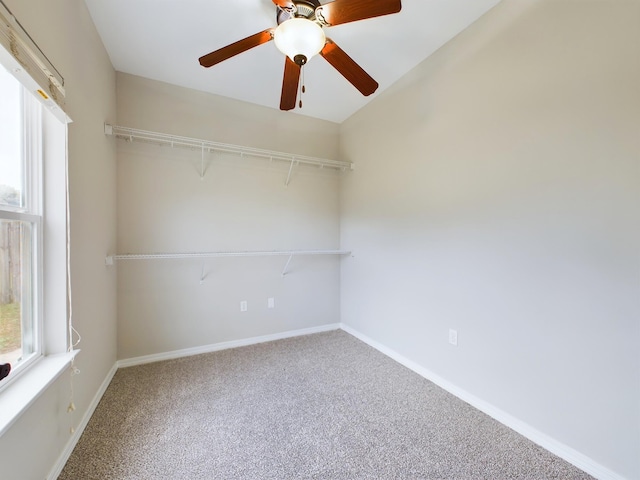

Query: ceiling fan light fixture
[273,18,325,66]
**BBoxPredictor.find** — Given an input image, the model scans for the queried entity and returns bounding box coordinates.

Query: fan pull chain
[299,65,305,109]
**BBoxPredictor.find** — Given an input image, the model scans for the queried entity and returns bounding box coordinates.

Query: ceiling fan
[198,0,402,111]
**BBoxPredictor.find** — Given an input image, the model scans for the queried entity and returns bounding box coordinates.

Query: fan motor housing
[277,0,321,24]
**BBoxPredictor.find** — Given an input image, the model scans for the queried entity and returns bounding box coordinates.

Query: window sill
[0,350,79,436]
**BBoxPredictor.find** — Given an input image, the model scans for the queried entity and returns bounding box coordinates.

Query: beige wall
[0,0,117,478]
[2,0,638,478]
[116,73,342,359]
[340,0,639,478]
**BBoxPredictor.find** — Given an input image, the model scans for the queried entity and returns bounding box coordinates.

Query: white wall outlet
[267,297,275,309]
[449,329,458,346]
[240,301,248,312]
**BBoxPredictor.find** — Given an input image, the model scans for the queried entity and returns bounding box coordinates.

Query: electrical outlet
[268,297,275,309]
[449,329,458,346]
[240,301,248,312]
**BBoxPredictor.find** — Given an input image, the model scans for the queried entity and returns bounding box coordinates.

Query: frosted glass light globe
[274,18,326,66]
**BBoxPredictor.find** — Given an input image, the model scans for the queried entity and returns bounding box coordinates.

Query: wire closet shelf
[104,124,353,172]
[105,250,352,278]
[106,250,351,263]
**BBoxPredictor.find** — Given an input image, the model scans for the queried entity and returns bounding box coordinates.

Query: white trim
[0,350,78,436]
[339,323,626,480]
[118,323,341,368]
[47,362,118,480]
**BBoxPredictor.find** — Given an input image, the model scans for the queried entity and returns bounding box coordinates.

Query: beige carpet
[59,330,592,479]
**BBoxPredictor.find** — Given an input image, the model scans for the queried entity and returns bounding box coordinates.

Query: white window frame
[0,41,75,435]
[0,69,44,390]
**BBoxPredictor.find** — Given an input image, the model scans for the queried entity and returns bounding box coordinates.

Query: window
[0,4,73,432]
[0,63,43,384]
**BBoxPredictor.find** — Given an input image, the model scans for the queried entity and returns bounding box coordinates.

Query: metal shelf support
[199,264,208,285]
[281,254,294,277]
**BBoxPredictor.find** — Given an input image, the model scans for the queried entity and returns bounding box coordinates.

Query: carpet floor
[59,330,592,479]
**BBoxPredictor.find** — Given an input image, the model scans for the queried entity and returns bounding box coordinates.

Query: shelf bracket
[200,144,205,180]
[199,264,208,284]
[281,254,294,277]
[285,158,297,187]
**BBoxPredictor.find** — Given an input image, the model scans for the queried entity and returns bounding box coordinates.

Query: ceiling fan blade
[280,57,301,110]
[316,0,401,26]
[320,40,378,96]
[272,0,297,14]
[199,29,273,68]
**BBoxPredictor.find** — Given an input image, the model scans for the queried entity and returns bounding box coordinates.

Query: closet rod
[106,249,351,265]
[104,124,353,171]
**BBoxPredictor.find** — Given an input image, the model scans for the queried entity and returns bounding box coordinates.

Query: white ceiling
[84,0,501,124]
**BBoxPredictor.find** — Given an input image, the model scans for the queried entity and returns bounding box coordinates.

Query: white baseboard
[47,362,118,480]
[339,323,626,480]
[117,323,342,368]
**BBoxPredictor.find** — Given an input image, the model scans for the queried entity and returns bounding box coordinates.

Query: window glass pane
[0,65,24,208]
[0,220,34,369]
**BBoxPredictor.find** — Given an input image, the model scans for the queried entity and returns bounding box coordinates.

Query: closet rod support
[281,254,294,277]
[285,158,297,187]
[199,264,207,284]
[200,144,206,179]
